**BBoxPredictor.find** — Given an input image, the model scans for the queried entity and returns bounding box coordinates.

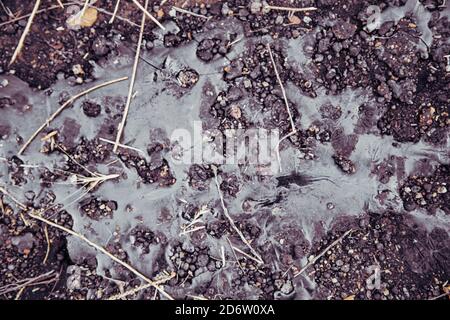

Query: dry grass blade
[226,236,243,271]
[213,167,264,265]
[266,43,295,132]
[131,0,165,30]
[107,271,175,300]
[0,2,139,28]
[109,0,121,24]
[1,0,14,17]
[231,244,263,265]
[267,43,297,172]
[0,270,58,296]
[264,5,317,12]
[80,0,90,16]
[0,4,65,27]
[9,0,42,66]
[43,225,51,264]
[179,205,208,236]
[0,187,27,210]
[172,6,209,20]
[56,0,64,8]
[187,294,208,300]
[293,229,354,278]
[18,76,128,156]
[113,1,147,153]
[99,137,144,154]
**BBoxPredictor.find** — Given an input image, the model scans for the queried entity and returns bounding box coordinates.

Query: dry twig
[109,0,121,24]
[0,270,59,296]
[99,137,144,154]
[266,43,297,172]
[80,0,90,17]
[9,0,42,66]
[172,6,209,20]
[113,0,148,153]
[179,205,208,236]
[131,0,165,30]
[264,5,317,13]
[213,167,263,265]
[107,271,175,300]
[43,225,51,264]
[0,2,139,28]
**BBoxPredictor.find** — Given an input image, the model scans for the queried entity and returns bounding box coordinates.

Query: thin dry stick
[179,225,205,236]
[0,187,27,210]
[0,270,58,296]
[429,290,450,300]
[0,2,139,28]
[213,167,264,264]
[221,246,226,267]
[226,236,243,271]
[267,43,296,132]
[274,130,297,172]
[264,5,317,12]
[231,245,263,265]
[80,0,90,17]
[267,43,297,172]
[43,225,51,264]
[131,0,165,30]
[18,76,128,156]
[78,1,140,27]
[187,294,208,300]
[99,137,144,154]
[9,0,42,66]
[294,229,354,278]
[0,3,75,27]
[0,1,14,18]
[113,1,147,153]
[56,0,64,8]
[108,272,175,300]
[172,6,209,20]
[109,0,121,23]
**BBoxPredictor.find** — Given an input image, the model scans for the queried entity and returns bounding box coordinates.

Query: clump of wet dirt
[311,212,449,300]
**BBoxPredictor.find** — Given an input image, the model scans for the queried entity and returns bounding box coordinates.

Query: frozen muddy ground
[0,0,449,300]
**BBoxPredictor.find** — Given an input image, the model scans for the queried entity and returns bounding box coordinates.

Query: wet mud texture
[0,0,449,300]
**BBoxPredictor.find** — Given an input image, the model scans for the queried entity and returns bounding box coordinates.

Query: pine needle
[113,0,147,153]
[131,0,165,30]
[109,0,121,24]
[264,5,317,13]
[9,0,42,66]
[172,6,209,20]
[267,43,297,172]
[212,167,264,265]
